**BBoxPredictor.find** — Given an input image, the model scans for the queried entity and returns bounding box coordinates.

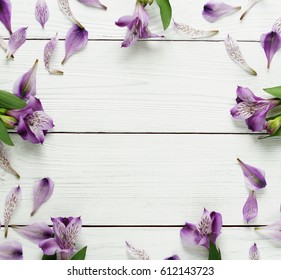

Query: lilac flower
[115,1,162,48]
[77,0,107,10]
[230,86,280,132]
[249,243,260,260]
[35,0,49,28]
[164,255,180,260]
[237,158,266,191]
[0,240,23,260]
[31,177,55,216]
[180,208,222,250]
[62,24,88,64]
[6,27,27,59]
[255,219,281,243]
[7,96,54,144]
[202,1,241,23]
[13,59,38,101]
[0,0,12,34]
[243,191,258,223]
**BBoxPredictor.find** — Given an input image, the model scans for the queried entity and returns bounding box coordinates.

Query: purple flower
[237,158,266,191]
[13,59,38,101]
[0,0,12,34]
[77,0,107,10]
[249,243,260,260]
[230,86,280,132]
[7,96,54,144]
[202,1,241,23]
[0,240,23,260]
[35,0,49,28]
[164,255,180,260]
[115,1,162,48]
[31,177,55,216]
[62,24,88,65]
[260,31,281,69]
[6,27,27,59]
[243,191,258,223]
[180,208,222,250]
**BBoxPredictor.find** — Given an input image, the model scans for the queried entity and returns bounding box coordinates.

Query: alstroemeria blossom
[31,177,55,216]
[115,2,162,48]
[62,24,88,64]
[6,27,27,59]
[13,60,38,100]
[77,0,107,10]
[243,191,258,223]
[180,208,222,250]
[230,86,280,132]
[202,1,241,23]
[237,158,266,191]
[0,240,23,260]
[249,243,260,260]
[7,96,54,144]
[35,0,49,28]
[0,0,12,34]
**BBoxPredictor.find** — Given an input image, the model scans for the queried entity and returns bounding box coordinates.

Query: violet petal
[31,177,55,216]
[39,238,60,255]
[164,255,180,260]
[0,240,23,260]
[35,0,49,28]
[249,243,260,260]
[13,59,38,100]
[62,24,88,64]
[243,191,258,223]
[125,241,150,260]
[6,27,27,59]
[0,142,20,178]
[0,0,12,34]
[77,0,107,10]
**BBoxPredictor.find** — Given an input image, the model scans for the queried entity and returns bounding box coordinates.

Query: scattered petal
[6,27,28,59]
[31,177,54,216]
[164,255,180,260]
[202,1,241,23]
[0,0,12,34]
[62,24,88,65]
[249,243,260,260]
[125,241,150,260]
[13,59,38,100]
[35,0,49,28]
[255,219,281,243]
[272,17,281,34]
[260,31,281,68]
[240,0,263,21]
[224,34,257,75]
[243,191,258,223]
[173,20,219,39]
[77,0,107,10]
[4,186,22,238]
[0,142,20,178]
[0,240,23,260]
[44,33,63,75]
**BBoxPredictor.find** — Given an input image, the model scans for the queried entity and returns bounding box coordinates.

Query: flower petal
[225,34,257,75]
[125,241,150,260]
[0,240,23,260]
[12,222,53,244]
[0,142,20,178]
[210,211,222,243]
[62,24,88,64]
[4,186,22,238]
[13,59,38,100]
[249,243,260,260]
[6,27,28,59]
[272,17,281,34]
[0,0,12,34]
[243,191,258,223]
[31,178,55,216]
[173,20,219,39]
[260,31,281,68]
[164,255,180,260]
[115,15,134,27]
[77,0,107,10]
[44,33,63,75]
[237,158,266,190]
[35,0,49,28]
[39,238,61,255]
[240,0,263,21]
[202,1,241,23]
[180,222,203,247]
[236,86,260,103]
[256,220,281,242]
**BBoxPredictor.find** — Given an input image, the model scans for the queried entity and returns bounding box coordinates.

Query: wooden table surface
[1,0,281,260]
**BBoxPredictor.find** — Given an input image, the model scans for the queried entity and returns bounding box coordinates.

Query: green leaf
[208,241,222,260]
[42,254,57,260]
[71,246,87,260]
[0,119,14,146]
[263,86,281,99]
[0,90,26,109]
[156,0,172,30]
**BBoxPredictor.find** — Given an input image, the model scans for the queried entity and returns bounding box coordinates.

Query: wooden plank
[5,227,281,260]
[0,134,280,226]
[1,41,280,133]
[0,0,279,41]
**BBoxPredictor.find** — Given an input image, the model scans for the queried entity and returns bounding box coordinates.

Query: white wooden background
[0,0,281,260]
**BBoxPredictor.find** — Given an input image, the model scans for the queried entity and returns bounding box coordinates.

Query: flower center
[197,215,212,236]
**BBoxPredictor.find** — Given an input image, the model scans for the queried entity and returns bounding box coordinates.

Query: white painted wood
[1,40,280,133]
[0,134,280,225]
[0,0,279,41]
[3,227,281,260]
